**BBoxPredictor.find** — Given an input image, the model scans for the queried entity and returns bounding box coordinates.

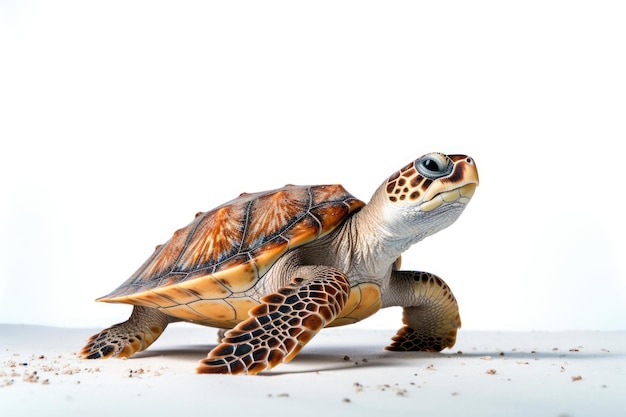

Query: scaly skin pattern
[80,306,175,359]
[385,271,461,352]
[197,267,349,374]
[81,152,479,374]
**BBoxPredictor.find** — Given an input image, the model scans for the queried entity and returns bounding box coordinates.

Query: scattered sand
[1,325,624,417]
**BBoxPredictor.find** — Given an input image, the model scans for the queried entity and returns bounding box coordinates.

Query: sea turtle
[81,152,479,374]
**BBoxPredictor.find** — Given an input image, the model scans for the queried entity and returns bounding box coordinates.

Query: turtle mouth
[419,183,477,212]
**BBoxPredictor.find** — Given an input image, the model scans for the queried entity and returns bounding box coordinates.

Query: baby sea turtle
[81,152,479,374]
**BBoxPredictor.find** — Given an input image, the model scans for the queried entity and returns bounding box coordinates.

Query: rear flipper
[384,271,461,352]
[197,266,350,374]
[80,306,176,359]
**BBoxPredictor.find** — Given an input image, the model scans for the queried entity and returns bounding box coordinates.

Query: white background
[1,0,624,332]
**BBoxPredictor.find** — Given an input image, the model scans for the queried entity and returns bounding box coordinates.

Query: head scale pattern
[385,163,432,203]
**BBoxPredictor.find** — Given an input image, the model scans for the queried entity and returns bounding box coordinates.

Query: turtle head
[377,152,479,241]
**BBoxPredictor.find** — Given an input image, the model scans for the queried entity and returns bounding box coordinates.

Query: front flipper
[384,271,461,352]
[197,266,350,374]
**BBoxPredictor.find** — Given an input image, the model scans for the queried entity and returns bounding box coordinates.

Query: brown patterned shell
[98,184,364,327]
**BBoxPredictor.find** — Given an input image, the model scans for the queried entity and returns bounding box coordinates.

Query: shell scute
[182,299,237,323]
[327,283,382,327]
[244,188,309,247]
[142,291,179,308]
[137,228,190,282]
[279,214,321,249]
[227,297,261,321]
[311,203,351,231]
[212,255,259,293]
[162,286,201,305]
[179,205,245,270]
[162,304,210,323]
[178,275,232,299]
[249,239,290,278]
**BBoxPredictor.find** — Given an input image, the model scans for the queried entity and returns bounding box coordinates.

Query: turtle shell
[98,184,365,327]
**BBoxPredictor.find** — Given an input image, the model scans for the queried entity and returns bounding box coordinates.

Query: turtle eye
[415,154,452,179]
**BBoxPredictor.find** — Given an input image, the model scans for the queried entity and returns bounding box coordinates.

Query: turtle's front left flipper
[197,266,350,374]
[383,271,461,352]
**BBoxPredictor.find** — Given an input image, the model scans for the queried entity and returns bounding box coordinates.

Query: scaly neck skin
[330,179,469,285]
[331,182,429,284]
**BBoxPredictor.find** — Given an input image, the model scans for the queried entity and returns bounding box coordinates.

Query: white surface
[1,1,625,332]
[1,325,625,417]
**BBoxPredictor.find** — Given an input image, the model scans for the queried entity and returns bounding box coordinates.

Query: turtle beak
[421,156,478,202]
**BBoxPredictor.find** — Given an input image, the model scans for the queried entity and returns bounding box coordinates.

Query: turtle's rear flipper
[80,306,175,359]
[197,267,349,374]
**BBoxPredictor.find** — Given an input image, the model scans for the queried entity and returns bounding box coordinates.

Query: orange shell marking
[98,184,365,327]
